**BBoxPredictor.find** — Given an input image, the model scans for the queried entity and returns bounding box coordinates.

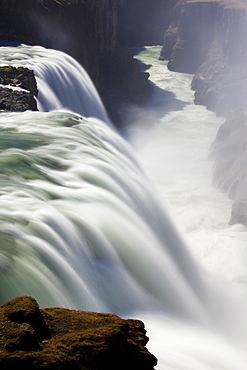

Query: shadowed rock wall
[0,0,117,83]
[160,0,247,114]
[117,0,176,46]
[160,1,218,73]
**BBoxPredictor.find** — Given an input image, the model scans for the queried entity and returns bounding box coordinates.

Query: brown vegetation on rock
[0,296,157,370]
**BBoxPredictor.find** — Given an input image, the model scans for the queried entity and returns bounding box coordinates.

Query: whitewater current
[0,44,246,369]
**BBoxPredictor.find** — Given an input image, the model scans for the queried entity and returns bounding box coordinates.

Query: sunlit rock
[0,296,157,370]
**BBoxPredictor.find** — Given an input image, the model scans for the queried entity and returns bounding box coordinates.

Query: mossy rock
[0,296,157,370]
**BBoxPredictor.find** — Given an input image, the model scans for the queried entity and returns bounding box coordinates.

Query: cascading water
[0,44,246,369]
[0,44,109,122]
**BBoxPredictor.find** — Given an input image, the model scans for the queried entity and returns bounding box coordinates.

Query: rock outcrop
[0,296,157,370]
[160,0,218,74]
[160,0,247,115]
[0,66,38,111]
[0,0,154,125]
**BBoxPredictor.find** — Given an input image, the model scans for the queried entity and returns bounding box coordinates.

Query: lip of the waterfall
[0,43,110,123]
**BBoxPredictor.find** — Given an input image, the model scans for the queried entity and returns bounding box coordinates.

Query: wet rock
[0,66,38,111]
[0,66,38,96]
[0,88,37,112]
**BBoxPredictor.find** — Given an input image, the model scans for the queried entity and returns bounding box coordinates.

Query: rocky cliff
[160,0,218,73]
[160,0,247,114]
[161,0,247,226]
[117,0,176,47]
[0,296,157,370]
[0,0,153,126]
[191,2,247,117]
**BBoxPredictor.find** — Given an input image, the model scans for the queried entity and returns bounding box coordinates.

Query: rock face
[160,0,218,74]
[0,0,154,125]
[0,66,38,111]
[161,0,247,115]
[0,296,157,370]
[210,112,247,227]
[191,2,247,117]
[0,0,117,84]
[117,0,176,47]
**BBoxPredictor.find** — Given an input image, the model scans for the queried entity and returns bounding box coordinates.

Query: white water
[0,44,246,369]
[0,44,109,122]
[130,47,247,296]
[129,46,247,369]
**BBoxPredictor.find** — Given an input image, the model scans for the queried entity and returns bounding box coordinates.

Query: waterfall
[0,44,109,122]
[0,44,246,369]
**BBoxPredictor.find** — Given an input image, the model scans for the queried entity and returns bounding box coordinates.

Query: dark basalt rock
[0,66,38,96]
[0,88,37,112]
[0,66,38,111]
[0,296,157,370]
[117,0,176,47]
[99,48,154,106]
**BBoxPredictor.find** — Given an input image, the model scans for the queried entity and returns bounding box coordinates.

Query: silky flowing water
[0,44,246,369]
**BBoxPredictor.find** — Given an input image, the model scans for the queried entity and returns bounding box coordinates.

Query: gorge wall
[117,0,176,47]
[161,0,247,226]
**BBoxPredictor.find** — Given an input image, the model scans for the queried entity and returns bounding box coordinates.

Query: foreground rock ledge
[0,296,157,370]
